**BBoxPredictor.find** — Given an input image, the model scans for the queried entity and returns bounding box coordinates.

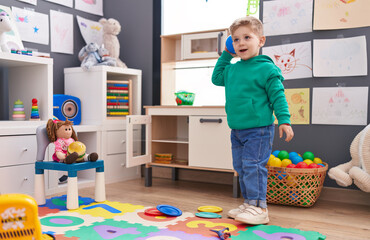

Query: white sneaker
[227,203,251,219]
[235,206,269,225]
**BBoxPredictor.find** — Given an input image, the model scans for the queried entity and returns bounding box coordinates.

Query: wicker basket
[267,163,328,207]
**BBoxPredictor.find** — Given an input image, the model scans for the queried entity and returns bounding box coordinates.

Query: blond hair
[229,16,264,36]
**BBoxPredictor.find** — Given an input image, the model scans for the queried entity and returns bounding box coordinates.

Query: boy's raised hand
[225,47,237,57]
[279,124,294,142]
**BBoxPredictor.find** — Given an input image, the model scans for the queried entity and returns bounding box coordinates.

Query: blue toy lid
[156,204,182,217]
[195,212,222,219]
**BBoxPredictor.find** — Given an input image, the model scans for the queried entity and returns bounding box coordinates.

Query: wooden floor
[77,178,370,240]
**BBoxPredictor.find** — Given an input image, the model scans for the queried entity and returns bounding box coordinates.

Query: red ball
[286,164,296,168]
[32,98,38,104]
[295,162,308,168]
[308,163,320,168]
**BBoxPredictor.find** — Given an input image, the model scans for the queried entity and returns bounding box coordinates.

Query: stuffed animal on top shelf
[99,18,127,68]
[78,42,116,71]
[328,124,370,192]
[0,12,13,53]
[46,119,98,164]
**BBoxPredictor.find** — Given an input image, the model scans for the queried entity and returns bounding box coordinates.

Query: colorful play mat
[38,195,326,240]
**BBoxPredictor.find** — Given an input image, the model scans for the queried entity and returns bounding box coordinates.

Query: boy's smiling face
[232,25,266,61]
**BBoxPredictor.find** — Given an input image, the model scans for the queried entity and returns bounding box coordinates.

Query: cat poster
[262,41,312,80]
[0,5,24,51]
[75,0,103,16]
[50,10,73,54]
[11,7,49,45]
[313,36,367,77]
[45,0,73,8]
[313,0,370,30]
[312,87,368,126]
[263,0,313,36]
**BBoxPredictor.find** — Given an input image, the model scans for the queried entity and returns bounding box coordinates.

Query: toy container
[266,163,328,207]
[175,91,195,106]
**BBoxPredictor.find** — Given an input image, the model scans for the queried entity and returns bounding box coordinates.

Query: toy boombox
[53,94,81,125]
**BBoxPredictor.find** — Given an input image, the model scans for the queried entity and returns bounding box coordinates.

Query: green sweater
[212,51,291,130]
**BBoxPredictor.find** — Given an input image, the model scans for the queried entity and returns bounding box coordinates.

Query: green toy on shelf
[12,99,25,121]
[175,91,195,106]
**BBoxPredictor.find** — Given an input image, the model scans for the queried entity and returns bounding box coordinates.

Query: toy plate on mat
[197,205,223,213]
[157,204,182,217]
[145,207,166,216]
[195,212,222,219]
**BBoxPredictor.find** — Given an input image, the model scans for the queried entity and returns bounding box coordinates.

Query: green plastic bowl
[175,91,195,105]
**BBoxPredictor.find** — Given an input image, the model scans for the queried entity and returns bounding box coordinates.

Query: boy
[212,16,294,225]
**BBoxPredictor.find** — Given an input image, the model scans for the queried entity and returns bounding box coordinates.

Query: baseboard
[319,187,370,206]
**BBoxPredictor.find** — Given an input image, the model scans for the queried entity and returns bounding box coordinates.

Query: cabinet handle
[24,177,28,181]
[121,140,126,144]
[200,118,222,123]
[23,148,28,151]
[217,32,224,56]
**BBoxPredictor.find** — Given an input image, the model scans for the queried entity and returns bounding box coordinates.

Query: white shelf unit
[64,66,142,185]
[64,66,142,126]
[0,53,53,196]
[0,53,53,133]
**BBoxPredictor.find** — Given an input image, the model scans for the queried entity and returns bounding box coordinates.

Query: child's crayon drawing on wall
[263,41,312,80]
[50,10,73,54]
[313,36,367,77]
[11,6,49,45]
[274,88,310,125]
[263,0,313,36]
[314,0,370,30]
[312,87,368,125]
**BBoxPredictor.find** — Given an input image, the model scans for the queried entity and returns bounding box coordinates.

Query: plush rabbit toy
[328,124,370,192]
[46,119,98,164]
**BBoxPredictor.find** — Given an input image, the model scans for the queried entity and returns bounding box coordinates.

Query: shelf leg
[145,165,152,187]
[172,168,178,181]
[233,171,240,198]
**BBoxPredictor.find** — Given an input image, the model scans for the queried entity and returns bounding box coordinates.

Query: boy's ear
[259,36,266,47]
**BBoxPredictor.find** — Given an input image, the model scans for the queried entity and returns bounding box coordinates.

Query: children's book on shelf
[106,79,132,118]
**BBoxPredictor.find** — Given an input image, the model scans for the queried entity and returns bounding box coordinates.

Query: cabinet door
[181,30,227,60]
[126,115,151,167]
[189,116,232,170]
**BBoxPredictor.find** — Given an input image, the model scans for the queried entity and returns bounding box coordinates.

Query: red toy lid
[144,207,166,216]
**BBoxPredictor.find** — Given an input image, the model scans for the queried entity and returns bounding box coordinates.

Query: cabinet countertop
[144,105,225,109]
[144,105,226,116]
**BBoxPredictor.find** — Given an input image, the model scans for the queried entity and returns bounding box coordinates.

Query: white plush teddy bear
[0,12,12,53]
[99,18,127,68]
[328,124,370,192]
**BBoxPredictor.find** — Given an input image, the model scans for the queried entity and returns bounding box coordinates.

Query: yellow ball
[267,154,275,166]
[286,176,297,187]
[281,159,292,167]
[269,157,282,167]
[67,141,86,161]
[313,157,323,164]
[303,159,313,166]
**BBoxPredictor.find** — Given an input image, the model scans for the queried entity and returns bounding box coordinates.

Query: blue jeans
[231,124,274,209]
